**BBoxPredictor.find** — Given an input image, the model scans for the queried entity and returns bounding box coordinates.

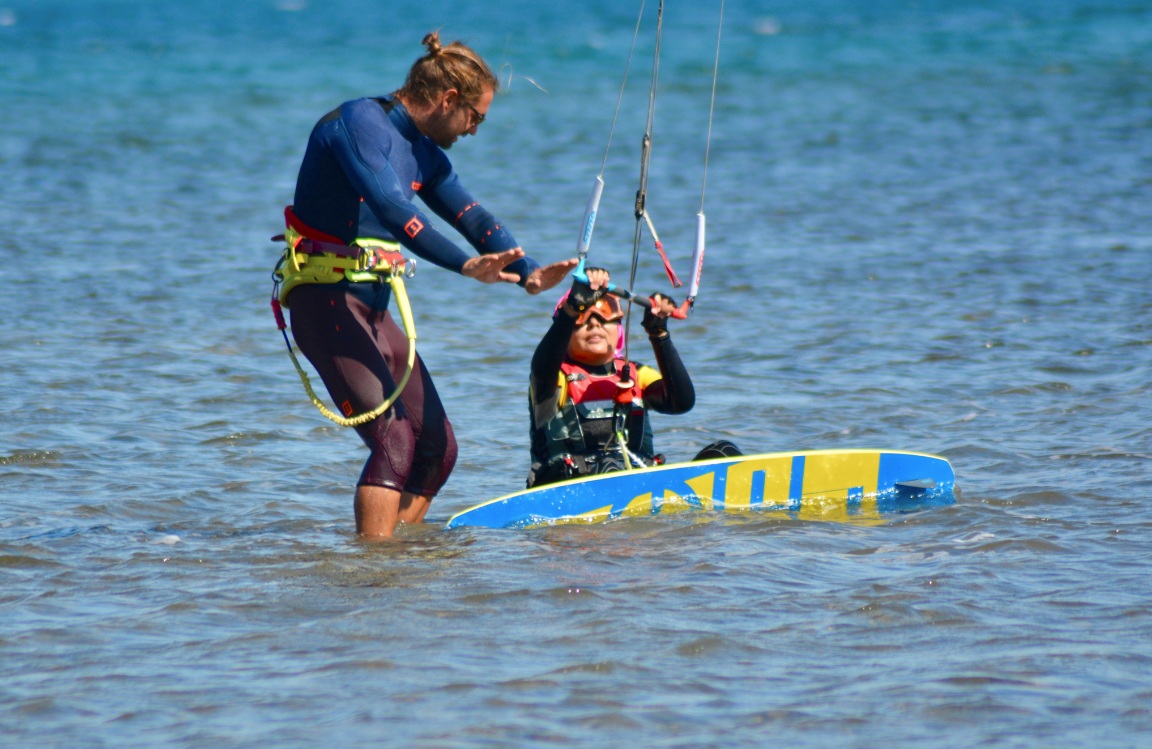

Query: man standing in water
[281,32,575,538]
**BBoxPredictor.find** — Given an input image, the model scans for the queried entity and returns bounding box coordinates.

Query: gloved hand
[642,292,678,338]
[565,267,610,316]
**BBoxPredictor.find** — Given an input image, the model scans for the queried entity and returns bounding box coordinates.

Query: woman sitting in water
[526,268,740,488]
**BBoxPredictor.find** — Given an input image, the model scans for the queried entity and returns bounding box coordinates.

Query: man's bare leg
[398,492,431,525]
[354,485,431,538]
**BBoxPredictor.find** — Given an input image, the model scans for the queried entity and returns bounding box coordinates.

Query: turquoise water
[2,0,1150,746]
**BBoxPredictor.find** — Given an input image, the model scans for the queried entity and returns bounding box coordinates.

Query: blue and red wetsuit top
[291,96,539,283]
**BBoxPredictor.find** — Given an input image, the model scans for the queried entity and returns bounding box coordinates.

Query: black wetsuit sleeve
[530,313,576,400]
[643,334,695,414]
[529,313,577,425]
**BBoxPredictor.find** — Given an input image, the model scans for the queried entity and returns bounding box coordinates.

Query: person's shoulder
[345,95,387,106]
[341,97,389,119]
[337,98,401,144]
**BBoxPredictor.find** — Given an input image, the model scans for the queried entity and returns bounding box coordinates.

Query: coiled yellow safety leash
[271,243,417,428]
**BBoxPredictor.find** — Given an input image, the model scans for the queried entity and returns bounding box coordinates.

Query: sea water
[1,0,1150,746]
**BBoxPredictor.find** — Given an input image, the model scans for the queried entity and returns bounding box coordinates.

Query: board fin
[894,478,937,492]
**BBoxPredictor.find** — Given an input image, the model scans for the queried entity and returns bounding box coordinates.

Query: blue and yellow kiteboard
[445,449,956,529]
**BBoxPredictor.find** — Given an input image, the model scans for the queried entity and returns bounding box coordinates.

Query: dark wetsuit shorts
[288,281,457,497]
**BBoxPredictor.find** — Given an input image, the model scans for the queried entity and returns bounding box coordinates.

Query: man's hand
[461,248,526,284]
[523,258,580,295]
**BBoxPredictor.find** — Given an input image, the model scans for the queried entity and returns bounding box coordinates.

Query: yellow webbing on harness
[277,229,407,307]
[273,235,418,428]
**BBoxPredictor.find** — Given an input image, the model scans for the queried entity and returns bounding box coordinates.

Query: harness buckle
[358,245,416,279]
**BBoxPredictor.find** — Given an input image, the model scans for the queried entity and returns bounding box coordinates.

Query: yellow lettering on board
[803,451,880,497]
[684,472,716,511]
[799,489,851,522]
[797,451,881,520]
[725,457,793,511]
[659,489,693,514]
[619,493,653,518]
[554,504,614,525]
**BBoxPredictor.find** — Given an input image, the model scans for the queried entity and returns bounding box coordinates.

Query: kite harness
[270,206,418,428]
